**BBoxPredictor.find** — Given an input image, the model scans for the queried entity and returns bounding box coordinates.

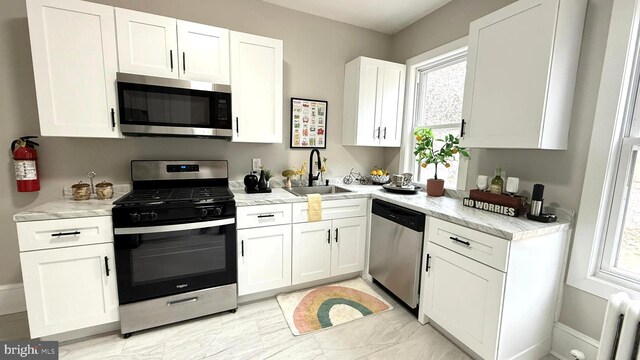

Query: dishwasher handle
[371,199,425,232]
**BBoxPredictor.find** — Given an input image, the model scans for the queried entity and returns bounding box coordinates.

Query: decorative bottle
[258,170,268,190]
[490,168,503,194]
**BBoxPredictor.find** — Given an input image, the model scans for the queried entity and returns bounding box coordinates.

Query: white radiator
[597,292,640,360]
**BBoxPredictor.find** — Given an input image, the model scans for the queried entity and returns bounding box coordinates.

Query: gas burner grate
[115,187,233,205]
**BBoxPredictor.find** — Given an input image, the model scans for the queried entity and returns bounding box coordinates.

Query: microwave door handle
[114,218,235,235]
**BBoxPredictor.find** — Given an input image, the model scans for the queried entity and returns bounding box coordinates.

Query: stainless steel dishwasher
[369,199,425,309]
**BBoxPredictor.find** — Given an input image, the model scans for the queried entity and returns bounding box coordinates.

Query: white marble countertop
[14,183,571,241]
[13,187,131,222]
[233,184,572,241]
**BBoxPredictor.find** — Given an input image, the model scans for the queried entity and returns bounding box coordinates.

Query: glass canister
[71,182,91,201]
[95,181,114,200]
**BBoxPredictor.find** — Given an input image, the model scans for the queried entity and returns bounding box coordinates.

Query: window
[599,89,640,288]
[567,0,640,299]
[399,38,469,190]
[412,58,467,187]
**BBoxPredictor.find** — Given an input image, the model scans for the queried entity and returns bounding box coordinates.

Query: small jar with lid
[71,182,91,201]
[95,181,114,200]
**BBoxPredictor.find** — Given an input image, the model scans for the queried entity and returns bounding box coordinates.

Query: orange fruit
[421,163,427,168]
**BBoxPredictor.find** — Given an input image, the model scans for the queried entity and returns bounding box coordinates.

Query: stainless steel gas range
[112,160,237,337]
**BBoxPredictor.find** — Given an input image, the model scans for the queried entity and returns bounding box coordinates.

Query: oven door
[117,73,232,138]
[114,218,236,304]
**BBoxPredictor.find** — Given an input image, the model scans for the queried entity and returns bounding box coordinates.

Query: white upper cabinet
[460,0,587,149]
[230,31,283,143]
[26,0,121,138]
[342,57,406,147]
[115,8,178,79]
[115,9,231,83]
[177,20,230,83]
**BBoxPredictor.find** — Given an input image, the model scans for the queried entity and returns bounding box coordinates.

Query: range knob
[213,207,223,216]
[149,211,159,221]
[200,208,209,218]
[130,212,142,223]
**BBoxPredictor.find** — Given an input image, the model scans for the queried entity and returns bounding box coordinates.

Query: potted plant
[414,128,469,197]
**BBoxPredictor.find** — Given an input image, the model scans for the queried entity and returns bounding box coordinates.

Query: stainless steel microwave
[116,73,232,138]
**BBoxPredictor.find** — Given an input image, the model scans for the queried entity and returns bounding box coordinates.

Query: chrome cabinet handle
[376,127,380,139]
[167,297,198,306]
[450,236,471,246]
[51,231,80,237]
[383,127,387,139]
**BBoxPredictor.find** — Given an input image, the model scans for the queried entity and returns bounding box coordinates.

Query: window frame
[567,0,640,300]
[399,37,469,190]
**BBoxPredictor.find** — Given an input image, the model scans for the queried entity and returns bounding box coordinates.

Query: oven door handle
[114,218,235,235]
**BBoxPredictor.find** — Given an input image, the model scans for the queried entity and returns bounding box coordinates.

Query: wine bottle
[490,168,503,194]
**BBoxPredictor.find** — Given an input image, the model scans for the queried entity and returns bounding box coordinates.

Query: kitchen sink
[284,185,352,196]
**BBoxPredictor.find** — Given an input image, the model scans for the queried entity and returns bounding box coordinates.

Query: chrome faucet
[308,148,322,186]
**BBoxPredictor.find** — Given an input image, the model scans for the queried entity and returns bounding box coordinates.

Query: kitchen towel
[307,193,322,222]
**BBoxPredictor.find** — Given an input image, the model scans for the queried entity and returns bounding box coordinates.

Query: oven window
[130,227,226,285]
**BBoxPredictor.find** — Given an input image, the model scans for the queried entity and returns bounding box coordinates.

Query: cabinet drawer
[237,204,292,229]
[17,216,114,252]
[292,198,367,223]
[428,218,510,272]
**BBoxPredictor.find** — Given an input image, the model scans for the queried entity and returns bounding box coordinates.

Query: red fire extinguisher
[11,136,40,192]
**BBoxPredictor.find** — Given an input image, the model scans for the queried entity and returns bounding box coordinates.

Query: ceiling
[262,0,453,35]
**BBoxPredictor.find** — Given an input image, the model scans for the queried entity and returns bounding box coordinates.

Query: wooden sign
[462,197,520,217]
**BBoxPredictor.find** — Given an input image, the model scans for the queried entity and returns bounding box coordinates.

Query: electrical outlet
[252,158,262,172]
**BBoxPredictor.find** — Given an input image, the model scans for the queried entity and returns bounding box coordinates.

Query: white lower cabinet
[292,216,366,285]
[421,218,567,359]
[237,224,292,296]
[292,221,332,285]
[20,243,119,338]
[331,217,367,276]
[422,242,505,359]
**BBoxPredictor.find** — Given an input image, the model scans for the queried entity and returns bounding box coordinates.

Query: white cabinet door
[343,57,405,147]
[26,0,121,138]
[331,217,366,276]
[20,243,119,338]
[379,62,405,147]
[230,31,283,143]
[422,242,505,359]
[292,221,332,285]
[237,224,291,296]
[356,58,383,146]
[177,20,229,84]
[115,8,178,78]
[460,0,585,149]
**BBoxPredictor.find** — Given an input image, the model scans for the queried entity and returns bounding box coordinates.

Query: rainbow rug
[276,278,393,335]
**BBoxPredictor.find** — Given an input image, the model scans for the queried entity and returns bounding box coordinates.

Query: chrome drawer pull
[51,231,80,237]
[450,236,471,246]
[167,297,198,306]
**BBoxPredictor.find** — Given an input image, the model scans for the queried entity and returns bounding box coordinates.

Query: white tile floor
[0,282,559,360]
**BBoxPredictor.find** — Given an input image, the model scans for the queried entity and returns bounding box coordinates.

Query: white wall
[385,0,613,340]
[0,0,393,286]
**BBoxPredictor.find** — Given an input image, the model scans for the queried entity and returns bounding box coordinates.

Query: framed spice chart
[290,98,328,149]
